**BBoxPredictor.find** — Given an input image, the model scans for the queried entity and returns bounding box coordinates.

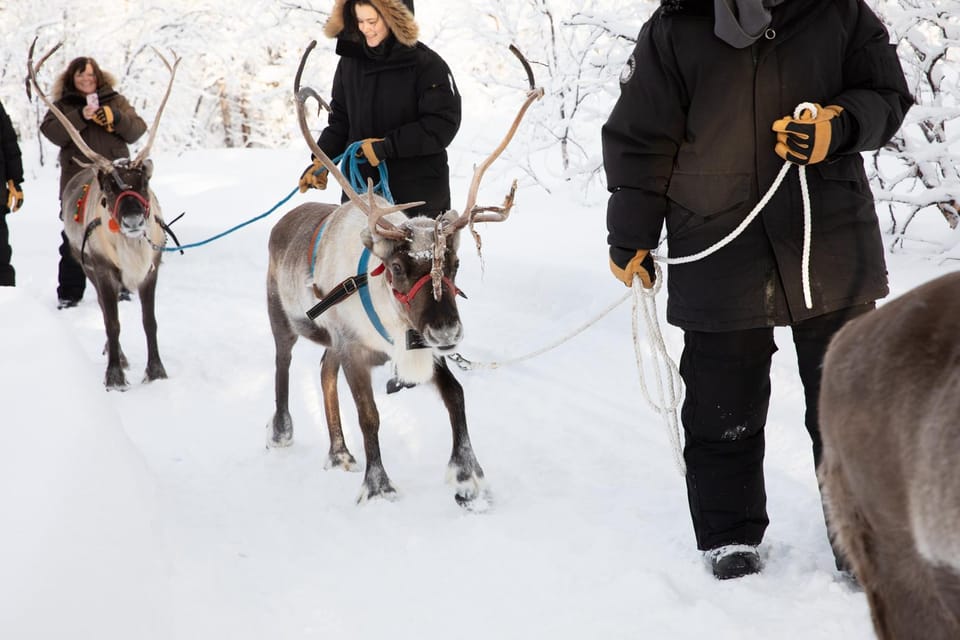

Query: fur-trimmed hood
[51,70,119,102]
[324,0,418,47]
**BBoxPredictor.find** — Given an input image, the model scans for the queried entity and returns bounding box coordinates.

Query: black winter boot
[706,545,761,580]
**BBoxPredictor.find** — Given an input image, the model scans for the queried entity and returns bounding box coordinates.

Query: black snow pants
[679,303,874,551]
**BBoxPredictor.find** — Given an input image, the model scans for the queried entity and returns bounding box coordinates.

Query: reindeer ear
[142,159,154,179]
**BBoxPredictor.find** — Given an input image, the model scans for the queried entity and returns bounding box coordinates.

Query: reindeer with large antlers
[29,39,179,390]
[265,42,543,507]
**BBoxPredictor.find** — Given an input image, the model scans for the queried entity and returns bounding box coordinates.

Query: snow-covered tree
[868,0,960,257]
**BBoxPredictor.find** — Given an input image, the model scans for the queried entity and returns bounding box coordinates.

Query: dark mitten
[772,104,844,165]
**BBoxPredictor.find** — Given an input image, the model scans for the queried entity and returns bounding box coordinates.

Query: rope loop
[340,141,394,204]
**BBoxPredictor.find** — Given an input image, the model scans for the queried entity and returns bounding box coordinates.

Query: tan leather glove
[298,159,328,193]
[358,138,386,167]
[92,105,117,132]
[772,104,844,165]
[609,247,655,289]
[6,180,23,212]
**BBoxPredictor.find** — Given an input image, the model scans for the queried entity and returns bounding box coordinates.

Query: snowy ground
[1,141,948,639]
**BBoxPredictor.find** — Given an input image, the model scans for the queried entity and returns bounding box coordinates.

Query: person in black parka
[40,55,148,308]
[0,99,25,287]
[602,0,912,580]
[298,0,461,219]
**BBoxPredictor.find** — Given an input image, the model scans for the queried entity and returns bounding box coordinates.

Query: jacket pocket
[666,173,751,238]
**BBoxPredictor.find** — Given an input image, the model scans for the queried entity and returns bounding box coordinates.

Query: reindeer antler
[132,47,181,166]
[427,45,543,298]
[294,41,423,240]
[448,45,544,239]
[27,38,114,174]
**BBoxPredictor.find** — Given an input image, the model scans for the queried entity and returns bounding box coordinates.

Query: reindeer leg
[92,270,128,390]
[341,357,397,503]
[138,270,167,383]
[434,357,489,510]
[266,284,296,448]
[320,351,358,471]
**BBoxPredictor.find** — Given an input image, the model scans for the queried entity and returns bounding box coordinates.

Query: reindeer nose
[119,213,147,237]
[423,322,464,351]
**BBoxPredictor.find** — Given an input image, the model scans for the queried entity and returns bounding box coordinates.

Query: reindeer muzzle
[112,191,151,237]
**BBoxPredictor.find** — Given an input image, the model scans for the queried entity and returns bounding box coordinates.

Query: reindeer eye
[391,263,404,278]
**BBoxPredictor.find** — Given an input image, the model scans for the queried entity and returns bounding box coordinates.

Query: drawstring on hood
[713,0,789,48]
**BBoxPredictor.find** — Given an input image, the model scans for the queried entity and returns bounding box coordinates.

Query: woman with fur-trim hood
[40,56,147,309]
[298,0,461,219]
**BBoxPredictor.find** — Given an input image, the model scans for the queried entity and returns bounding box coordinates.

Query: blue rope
[161,186,299,252]
[160,142,392,253]
[339,141,394,204]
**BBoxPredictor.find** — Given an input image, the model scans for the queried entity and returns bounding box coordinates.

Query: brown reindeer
[29,40,179,390]
[819,270,960,639]
[265,42,542,507]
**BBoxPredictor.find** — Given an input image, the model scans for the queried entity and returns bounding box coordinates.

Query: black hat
[401,0,414,13]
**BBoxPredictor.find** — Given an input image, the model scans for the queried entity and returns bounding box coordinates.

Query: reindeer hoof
[447,463,489,511]
[357,468,398,503]
[357,484,400,504]
[105,368,129,391]
[266,414,293,448]
[143,362,167,382]
[455,487,493,513]
[325,450,359,471]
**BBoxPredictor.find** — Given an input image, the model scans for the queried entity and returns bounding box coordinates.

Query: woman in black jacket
[298,0,461,218]
[40,55,147,308]
[0,99,24,287]
[602,0,912,579]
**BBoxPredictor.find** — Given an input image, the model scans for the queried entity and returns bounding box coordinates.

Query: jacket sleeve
[831,1,913,153]
[382,49,461,159]
[0,103,24,185]
[317,62,349,160]
[40,101,88,148]
[602,15,686,251]
[109,94,147,144]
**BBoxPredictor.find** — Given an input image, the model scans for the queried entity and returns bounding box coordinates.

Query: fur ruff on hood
[324,0,419,47]
[51,70,119,101]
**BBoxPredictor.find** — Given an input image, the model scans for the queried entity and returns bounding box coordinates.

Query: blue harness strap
[357,249,393,345]
[306,218,392,345]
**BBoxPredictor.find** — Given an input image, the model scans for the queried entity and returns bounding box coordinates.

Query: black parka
[0,101,24,215]
[318,0,460,218]
[602,0,913,331]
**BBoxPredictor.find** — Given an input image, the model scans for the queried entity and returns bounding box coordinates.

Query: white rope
[636,101,820,474]
[630,264,686,474]
[448,290,632,371]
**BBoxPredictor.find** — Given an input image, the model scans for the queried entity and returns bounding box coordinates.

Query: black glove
[772,104,845,165]
[92,106,119,132]
[609,246,655,289]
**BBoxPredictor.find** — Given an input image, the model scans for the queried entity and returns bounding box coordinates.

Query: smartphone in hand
[86,93,99,109]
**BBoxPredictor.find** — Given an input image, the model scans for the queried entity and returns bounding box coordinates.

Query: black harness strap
[80,218,103,267]
[306,273,369,320]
